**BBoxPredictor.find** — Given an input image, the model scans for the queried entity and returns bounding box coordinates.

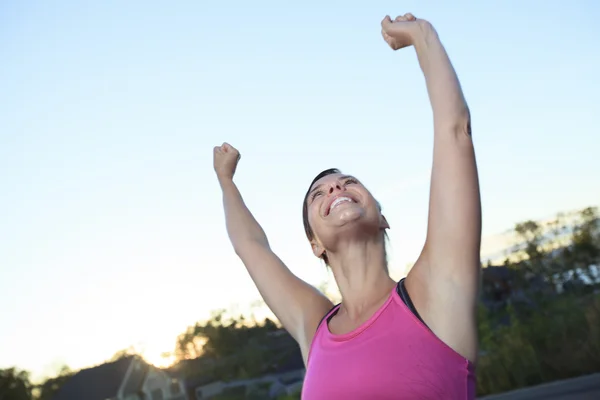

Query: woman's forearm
[219,178,270,252]
[412,21,470,132]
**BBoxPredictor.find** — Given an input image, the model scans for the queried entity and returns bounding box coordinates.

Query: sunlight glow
[142,348,176,369]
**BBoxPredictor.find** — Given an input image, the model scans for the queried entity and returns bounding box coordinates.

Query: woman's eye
[312,191,323,200]
[345,178,357,185]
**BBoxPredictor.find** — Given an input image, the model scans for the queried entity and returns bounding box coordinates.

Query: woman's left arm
[383,15,481,361]
[412,20,482,291]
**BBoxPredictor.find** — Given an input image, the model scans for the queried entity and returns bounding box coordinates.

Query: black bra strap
[397,278,428,327]
[317,303,341,329]
[315,279,429,332]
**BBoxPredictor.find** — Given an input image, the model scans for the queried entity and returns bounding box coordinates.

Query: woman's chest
[301,335,470,399]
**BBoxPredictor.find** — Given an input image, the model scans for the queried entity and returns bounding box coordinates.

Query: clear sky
[1,0,598,380]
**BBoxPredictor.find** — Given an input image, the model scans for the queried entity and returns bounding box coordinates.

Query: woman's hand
[213,142,241,182]
[381,13,428,51]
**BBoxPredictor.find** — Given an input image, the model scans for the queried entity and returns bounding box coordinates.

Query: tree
[109,346,140,362]
[36,366,74,400]
[514,220,544,260]
[570,207,600,283]
[176,310,280,362]
[0,368,32,400]
[173,310,287,381]
[512,216,571,291]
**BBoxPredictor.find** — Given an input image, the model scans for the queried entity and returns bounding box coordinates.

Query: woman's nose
[328,182,343,194]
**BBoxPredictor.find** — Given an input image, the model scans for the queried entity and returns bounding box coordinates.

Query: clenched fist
[381,13,427,51]
[213,142,241,181]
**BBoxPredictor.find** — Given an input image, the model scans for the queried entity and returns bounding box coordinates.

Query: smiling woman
[212,11,481,400]
[302,170,389,266]
[301,169,389,265]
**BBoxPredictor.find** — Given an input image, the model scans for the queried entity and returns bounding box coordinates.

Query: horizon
[6,203,599,383]
[1,0,599,382]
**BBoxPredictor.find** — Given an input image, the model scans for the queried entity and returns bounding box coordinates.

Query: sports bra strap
[396,278,427,326]
[316,279,428,331]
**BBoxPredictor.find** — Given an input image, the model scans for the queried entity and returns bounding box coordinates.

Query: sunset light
[2,2,599,400]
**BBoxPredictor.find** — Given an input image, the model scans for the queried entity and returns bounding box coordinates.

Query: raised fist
[213,142,241,181]
[381,13,424,51]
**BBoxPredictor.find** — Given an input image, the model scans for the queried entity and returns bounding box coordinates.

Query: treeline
[476,206,600,395]
[2,207,598,399]
[0,366,73,400]
[172,312,293,381]
[173,207,600,397]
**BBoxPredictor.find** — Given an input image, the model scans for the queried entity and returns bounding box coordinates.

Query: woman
[213,13,481,399]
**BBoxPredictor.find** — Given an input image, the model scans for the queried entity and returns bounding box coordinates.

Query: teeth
[329,197,353,212]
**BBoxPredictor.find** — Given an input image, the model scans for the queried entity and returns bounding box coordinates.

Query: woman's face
[305,172,388,258]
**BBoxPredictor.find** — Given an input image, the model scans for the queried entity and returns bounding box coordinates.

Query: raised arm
[411,18,481,284]
[381,15,481,362]
[213,143,333,361]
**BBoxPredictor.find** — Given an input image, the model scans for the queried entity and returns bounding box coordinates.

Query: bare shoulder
[405,257,479,363]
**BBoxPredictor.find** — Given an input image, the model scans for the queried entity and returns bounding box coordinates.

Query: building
[51,355,187,400]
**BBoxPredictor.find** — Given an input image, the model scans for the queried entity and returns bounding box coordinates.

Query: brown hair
[302,168,341,264]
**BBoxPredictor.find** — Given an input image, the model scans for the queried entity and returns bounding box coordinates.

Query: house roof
[52,356,134,400]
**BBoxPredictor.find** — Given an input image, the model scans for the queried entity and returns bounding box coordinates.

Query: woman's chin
[332,210,382,234]
[330,207,364,224]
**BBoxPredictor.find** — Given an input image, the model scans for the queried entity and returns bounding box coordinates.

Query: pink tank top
[301,282,476,399]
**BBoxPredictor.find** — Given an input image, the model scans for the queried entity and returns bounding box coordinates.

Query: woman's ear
[311,240,325,258]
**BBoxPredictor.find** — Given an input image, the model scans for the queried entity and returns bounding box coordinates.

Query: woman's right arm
[213,143,333,358]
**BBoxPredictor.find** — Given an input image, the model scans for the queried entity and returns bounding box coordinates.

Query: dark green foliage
[477,207,600,396]
[0,368,32,400]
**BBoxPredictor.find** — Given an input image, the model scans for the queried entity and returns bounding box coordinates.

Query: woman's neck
[327,238,396,320]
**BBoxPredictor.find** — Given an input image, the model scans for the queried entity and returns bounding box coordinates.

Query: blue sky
[1,0,598,379]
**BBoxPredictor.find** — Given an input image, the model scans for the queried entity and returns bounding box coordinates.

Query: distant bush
[477,292,600,396]
[276,390,302,400]
[475,206,600,395]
